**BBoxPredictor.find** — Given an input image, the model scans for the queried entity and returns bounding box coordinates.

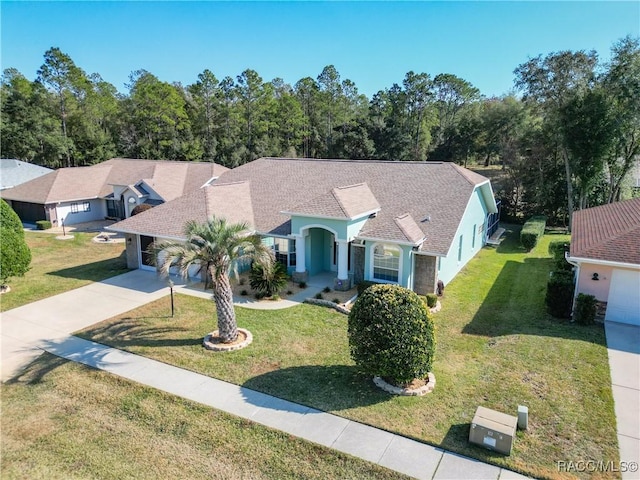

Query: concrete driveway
[605,321,640,479]
[1,270,180,381]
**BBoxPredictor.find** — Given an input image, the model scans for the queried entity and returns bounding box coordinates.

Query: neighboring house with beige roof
[110,157,498,295]
[0,158,228,225]
[567,198,640,326]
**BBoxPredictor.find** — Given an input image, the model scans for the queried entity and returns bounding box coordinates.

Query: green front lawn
[1,354,408,480]
[77,228,618,479]
[1,232,129,312]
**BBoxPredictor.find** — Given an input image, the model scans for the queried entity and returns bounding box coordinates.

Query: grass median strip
[1,354,409,480]
[76,228,618,479]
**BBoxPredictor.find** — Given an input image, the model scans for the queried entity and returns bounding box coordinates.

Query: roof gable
[110,181,255,239]
[286,182,380,219]
[570,198,640,265]
[394,213,425,244]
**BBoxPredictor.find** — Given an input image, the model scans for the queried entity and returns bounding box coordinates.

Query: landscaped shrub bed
[548,240,573,272]
[424,293,438,308]
[520,215,547,250]
[36,220,52,230]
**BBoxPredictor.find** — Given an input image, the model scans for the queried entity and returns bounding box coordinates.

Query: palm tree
[154,217,274,343]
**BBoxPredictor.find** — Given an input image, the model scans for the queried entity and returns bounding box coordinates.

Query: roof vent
[369,212,378,218]
[421,215,431,223]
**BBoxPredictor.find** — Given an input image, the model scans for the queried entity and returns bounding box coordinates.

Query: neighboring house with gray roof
[0,158,228,225]
[0,159,52,190]
[110,157,498,295]
[567,198,640,326]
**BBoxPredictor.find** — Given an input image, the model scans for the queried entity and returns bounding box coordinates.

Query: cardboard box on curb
[469,406,517,455]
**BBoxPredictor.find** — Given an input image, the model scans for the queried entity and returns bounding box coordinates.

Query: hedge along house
[0,158,227,226]
[110,158,497,295]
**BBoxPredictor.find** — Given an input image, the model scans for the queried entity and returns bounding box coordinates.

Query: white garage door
[605,269,640,326]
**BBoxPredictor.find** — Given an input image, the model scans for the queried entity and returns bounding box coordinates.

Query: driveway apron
[605,321,640,479]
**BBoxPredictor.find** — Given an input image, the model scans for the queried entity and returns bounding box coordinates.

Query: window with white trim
[372,244,400,282]
[458,235,463,262]
[70,202,78,213]
[272,238,289,268]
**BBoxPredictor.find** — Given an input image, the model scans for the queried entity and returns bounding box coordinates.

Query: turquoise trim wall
[437,187,490,286]
[290,214,370,241]
[363,241,413,289]
[284,186,492,290]
[292,216,346,239]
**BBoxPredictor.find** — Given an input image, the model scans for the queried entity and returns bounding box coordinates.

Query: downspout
[565,253,580,314]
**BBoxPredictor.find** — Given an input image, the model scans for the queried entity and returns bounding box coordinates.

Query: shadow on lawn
[48,252,128,282]
[243,365,390,411]
[77,318,202,348]
[4,353,69,385]
[463,228,606,346]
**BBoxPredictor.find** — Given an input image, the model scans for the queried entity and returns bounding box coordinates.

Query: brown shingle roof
[111,158,492,256]
[570,198,640,265]
[0,158,228,204]
[0,166,112,203]
[112,181,254,238]
[287,183,380,219]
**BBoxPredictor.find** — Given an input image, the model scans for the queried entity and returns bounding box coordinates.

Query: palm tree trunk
[212,271,238,343]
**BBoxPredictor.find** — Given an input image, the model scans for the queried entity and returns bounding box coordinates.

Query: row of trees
[2,37,638,225]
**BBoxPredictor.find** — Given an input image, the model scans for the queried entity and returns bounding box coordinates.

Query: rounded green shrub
[357,280,379,295]
[425,293,438,308]
[573,293,597,325]
[35,220,52,230]
[1,200,31,285]
[545,271,574,318]
[348,284,436,385]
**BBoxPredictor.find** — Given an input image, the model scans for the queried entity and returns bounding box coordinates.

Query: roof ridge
[260,157,444,165]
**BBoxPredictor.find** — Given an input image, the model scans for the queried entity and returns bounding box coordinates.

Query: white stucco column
[295,234,306,273]
[336,239,349,280]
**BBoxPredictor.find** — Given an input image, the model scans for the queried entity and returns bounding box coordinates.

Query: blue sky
[1,1,638,98]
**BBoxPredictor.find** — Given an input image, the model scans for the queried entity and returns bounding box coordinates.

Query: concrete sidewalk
[605,321,640,480]
[42,334,529,480]
[1,270,531,479]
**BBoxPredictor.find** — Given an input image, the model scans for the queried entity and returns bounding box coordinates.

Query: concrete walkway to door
[604,321,640,479]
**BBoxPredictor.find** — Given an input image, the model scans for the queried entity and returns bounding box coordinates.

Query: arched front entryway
[293,225,352,290]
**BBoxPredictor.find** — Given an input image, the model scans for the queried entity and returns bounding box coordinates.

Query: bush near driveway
[0,200,31,287]
[1,232,128,312]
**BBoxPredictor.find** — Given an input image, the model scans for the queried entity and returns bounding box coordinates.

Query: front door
[139,235,156,271]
